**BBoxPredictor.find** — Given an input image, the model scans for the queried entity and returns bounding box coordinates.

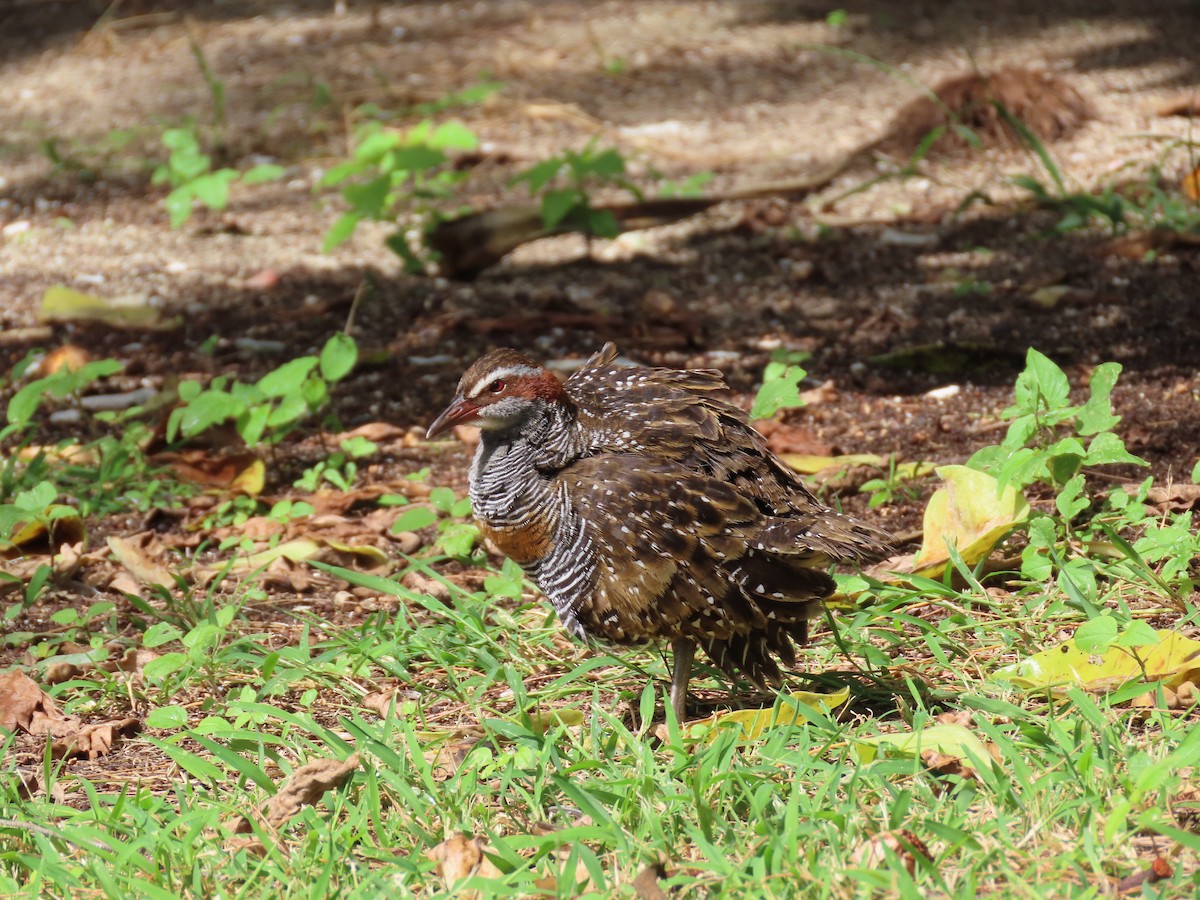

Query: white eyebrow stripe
[466,365,541,398]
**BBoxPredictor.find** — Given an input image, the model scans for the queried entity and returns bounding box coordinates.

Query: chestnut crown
[426,348,569,439]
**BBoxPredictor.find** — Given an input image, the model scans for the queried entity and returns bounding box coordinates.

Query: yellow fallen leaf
[5,507,85,552]
[908,465,1029,578]
[854,723,996,766]
[107,535,175,587]
[524,708,586,733]
[685,687,850,742]
[230,458,265,496]
[782,453,884,474]
[323,539,389,566]
[1029,285,1071,308]
[39,285,181,331]
[226,539,322,571]
[995,629,1200,693]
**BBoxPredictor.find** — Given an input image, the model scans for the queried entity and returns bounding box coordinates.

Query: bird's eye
[488,378,506,393]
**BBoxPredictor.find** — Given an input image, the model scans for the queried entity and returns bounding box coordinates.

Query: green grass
[2,353,1199,898]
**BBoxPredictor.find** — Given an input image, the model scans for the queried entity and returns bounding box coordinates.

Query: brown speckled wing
[566,346,895,563]
[556,454,834,686]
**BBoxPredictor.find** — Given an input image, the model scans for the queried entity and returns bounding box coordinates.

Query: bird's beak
[426,395,478,439]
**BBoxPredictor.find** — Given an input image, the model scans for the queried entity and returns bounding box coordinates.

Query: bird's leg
[668,638,695,722]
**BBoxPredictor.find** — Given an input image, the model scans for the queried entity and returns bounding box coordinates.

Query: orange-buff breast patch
[478,519,552,564]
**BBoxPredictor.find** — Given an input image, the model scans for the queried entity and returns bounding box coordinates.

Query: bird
[427,343,893,721]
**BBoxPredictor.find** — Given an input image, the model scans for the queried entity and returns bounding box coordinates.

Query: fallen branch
[427,158,852,279]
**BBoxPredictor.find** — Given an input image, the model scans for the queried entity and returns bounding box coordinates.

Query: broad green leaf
[1055,474,1089,519]
[237,403,271,447]
[995,629,1200,693]
[165,186,194,228]
[40,284,179,330]
[142,652,188,684]
[342,174,392,220]
[1073,614,1119,652]
[323,212,363,251]
[1013,348,1070,413]
[685,688,850,742]
[177,389,236,439]
[909,465,1029,578]
[393,506,437,532]
[1076,362,1122,434]
[749,365,806,420]
[437,522,479,556]
[428,121,479,151]
[189,169,239,210]
[168,149,211,184]
[266,390,309,428]
[510,158,563,194]
[257,357,318,398]
[429,487,458,513]
[241,163,285,184]
[319,332,358,381]
[16,481,56,510]
[143,621,183,648]
[161,127,200,153]
[146,706,188,729]
[318,159,364,188]
[541,188,582,228]
[353,128,401,162]
[1084,431,1148,468]
[584,147,626,177]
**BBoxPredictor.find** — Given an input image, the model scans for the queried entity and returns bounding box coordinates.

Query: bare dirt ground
[0,0,1198,810]
[2,0,1198,482]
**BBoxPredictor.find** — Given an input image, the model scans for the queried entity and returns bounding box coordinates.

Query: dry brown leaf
[107,534,176,587]
[42,662,81,685]
[885,67,1091,155]
[850,829,932,877]
[428,834,504,895]
[1111,857,1173,895]
[263,555,313,592]
[1157,92,1200,117]
[401,571,451,603]
[0,670,62,734]
[425,735,482,781]
[236,516,287,541]
[935,710,974,728]
[307,480,429,516]
[53,718,140,760]
[232,753,360,834]
[100,647,161,676]
[38,344,93,374]
[755,419,834,457]
[333,422,406,444]
[0,670,140,759]
[1184,165,1200,202]
[1131,483,1200,513]
[154,450,263,490]
[631,860,670,900]
[242,268,280,290]
[920,748,978,782]
[534,844,593,893]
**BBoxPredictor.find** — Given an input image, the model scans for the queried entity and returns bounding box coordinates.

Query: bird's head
[426,348,571,440]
